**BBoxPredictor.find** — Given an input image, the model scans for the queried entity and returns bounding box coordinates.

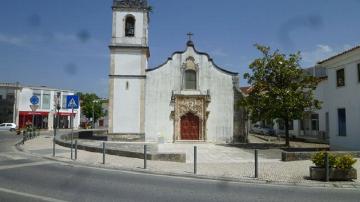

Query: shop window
[6,93,14,101]
[42,91,50,109]
[338,108,346,136]
[336,68,345,87]
[62,94,67,109]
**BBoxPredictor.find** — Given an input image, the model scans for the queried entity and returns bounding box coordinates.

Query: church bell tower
[108,0,150,135]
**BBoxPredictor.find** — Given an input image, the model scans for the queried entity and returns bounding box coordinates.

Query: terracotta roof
[240,86,252,95]
[317,45,360,64]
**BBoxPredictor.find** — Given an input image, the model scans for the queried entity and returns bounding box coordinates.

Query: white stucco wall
[314,79,329,136]
[112,49,144,76]
[112,78,143,133]
[144,46,236,143]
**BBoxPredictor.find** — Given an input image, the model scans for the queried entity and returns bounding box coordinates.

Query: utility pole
[53,92,61,156]
[92,101,95,129]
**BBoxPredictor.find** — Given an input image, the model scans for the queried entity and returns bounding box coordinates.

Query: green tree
[241,44,321,147]
[77,93,105,126]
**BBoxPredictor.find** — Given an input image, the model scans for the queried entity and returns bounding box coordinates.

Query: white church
[108,0,246,143]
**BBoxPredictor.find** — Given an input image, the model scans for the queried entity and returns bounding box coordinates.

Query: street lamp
[56,92,61,129]
[92,99,100,129]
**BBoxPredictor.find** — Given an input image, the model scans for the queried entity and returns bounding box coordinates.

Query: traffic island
[55,132,186,163]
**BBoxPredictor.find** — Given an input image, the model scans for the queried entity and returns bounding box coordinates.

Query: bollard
[53,138,55,157]
[75,140,78,160]
[194,146,197,174]
[102,142,106,164]
[22,131,26,144]
[144,145,147,169]
[71,141,73,160]
[255,149,258,178]
[325,152,329,182]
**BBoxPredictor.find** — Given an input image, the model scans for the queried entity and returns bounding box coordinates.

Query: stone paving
[19,134,360,188]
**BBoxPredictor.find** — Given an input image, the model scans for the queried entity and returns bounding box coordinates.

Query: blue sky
[1,0,359,98]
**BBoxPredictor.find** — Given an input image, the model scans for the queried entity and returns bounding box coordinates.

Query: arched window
[184,70,196,90]
[125,16,135,37]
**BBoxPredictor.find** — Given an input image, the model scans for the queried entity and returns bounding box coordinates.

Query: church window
[125,16,135,37]
[184,70,196,90]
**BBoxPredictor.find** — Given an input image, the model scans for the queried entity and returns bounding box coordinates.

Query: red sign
[58,112,77,116]
[19,111,49,116]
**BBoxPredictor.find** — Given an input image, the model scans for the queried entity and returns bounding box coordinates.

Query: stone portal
[171,93,210,142]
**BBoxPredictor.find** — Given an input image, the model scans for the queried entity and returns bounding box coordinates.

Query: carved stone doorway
[180,112,200,140]
[171,94,210,142]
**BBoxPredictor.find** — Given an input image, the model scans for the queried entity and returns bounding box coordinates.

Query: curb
[15,138,360,190]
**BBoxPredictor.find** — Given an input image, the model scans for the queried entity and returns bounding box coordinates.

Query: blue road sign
[66,95,79,109]
[30,95,39,105]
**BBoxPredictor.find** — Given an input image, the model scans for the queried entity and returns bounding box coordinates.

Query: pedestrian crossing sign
[66,95,79,109]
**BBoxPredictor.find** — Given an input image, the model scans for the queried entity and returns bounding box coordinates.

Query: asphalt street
[0,131,359,202]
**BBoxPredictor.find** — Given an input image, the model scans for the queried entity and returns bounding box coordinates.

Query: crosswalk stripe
[0,187,67,202]
[0,161,53,171]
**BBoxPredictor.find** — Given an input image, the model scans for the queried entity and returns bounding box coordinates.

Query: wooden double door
[180,113,200,140]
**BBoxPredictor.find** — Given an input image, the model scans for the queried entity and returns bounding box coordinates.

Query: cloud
[0,34,27,46]
[0,31,107,58]
[278,15,323,48]
[301,44,353,66]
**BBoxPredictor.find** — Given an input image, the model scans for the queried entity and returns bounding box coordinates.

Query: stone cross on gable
[187,32,194,41]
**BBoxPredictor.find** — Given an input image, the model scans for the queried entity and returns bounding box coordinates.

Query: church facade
[108,0,246,143]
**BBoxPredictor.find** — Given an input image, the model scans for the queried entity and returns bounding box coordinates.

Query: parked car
[0,123,17,131]
[250,125,275,136]
[250,124,263,134]
[260,127,275,136]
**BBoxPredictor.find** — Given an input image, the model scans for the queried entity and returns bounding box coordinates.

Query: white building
[268,46,360,150]
[0,83,80,130]
[316,46,360,150]
[108,0,246,143]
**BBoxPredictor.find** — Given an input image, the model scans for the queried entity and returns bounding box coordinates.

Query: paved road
[0,131,359,202]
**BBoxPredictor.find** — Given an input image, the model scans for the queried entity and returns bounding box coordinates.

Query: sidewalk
[18,134,360,189]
